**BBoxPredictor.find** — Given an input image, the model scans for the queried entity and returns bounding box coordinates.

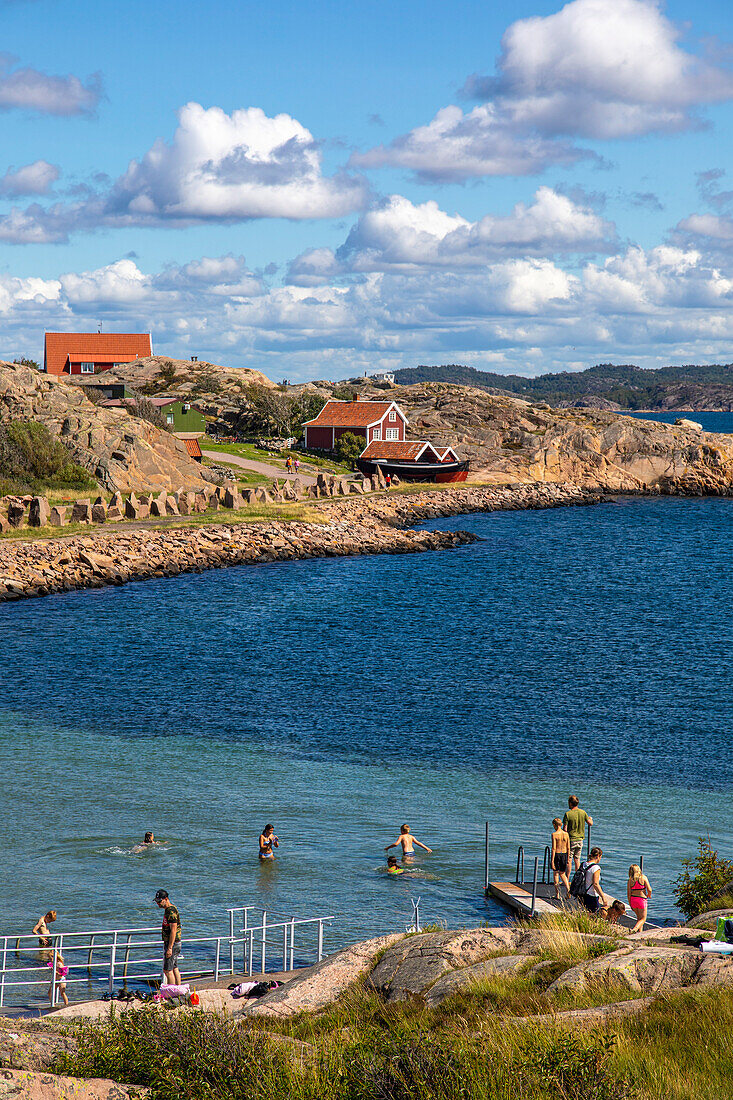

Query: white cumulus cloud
[0,53,101,115]
[104,102,369,223]
[0,160,59,196]
[354,0,733,181]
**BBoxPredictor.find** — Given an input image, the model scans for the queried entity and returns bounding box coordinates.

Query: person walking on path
[385,473,392,489]
[33,910,57,950]
[627,864,652,933]
[155,889,182,985]
[582,847,612,914]
[285,457,292,474]
[294,458,300,475]
[259,824,279,860]
[563,795,593,872]
[550,818,571,900]
[385,824,432,861]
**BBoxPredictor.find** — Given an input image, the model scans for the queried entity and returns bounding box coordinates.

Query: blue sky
[2,0,733,379]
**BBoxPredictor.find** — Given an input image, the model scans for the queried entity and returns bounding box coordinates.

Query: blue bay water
[1,495,732,984]
[624,410,733,433]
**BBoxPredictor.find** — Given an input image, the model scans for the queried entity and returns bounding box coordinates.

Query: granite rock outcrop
[0,361,213,494]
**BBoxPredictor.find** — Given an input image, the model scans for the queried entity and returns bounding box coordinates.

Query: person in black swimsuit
[551,818,571,900]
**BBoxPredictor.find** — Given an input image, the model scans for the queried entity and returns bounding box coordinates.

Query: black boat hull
[356,458,469,483]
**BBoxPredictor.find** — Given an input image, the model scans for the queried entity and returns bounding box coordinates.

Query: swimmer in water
[132,832,157,853]
[387,856,404,875]
[259,824,279,860]
[385,824,432,861]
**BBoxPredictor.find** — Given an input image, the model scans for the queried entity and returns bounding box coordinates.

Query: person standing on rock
[582,848,611,914]
[563,795,593,872]
[550,818,571,900]
[627,864,652,933]
[155,889,182,985]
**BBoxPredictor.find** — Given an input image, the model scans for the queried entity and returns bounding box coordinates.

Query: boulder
[362,479,372,492]
[209,495,221,511]
[108,491,124,512]
[28,497,50,527]
[425,955,532,1006]
[0,1068,148,1099]
[349,481,364,494]
[49,506,68,527]
[242,934,403,1019]
[149,493,168,517]
[177,492,195,515]
[391,475,401,486]
[7,501,25,527]
[336,479,349,496]
[547,945,716,995]
[91,502,107,523]
[194,493,208,513]
[366,929,519,1003]
[71,499,92,523]
[223,486,242,509]
[164,496,180,516]
[124,493,139,519]
[242,489,256,504]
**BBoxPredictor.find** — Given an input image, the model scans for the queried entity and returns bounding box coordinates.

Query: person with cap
[154,889,182,984]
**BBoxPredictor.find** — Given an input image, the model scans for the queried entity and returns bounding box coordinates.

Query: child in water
[385,824,432,861]
[387,856,404,875]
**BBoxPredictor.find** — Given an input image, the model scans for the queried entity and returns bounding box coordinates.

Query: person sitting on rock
[599,900,626,924]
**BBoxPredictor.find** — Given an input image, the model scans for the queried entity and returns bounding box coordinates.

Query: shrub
[127,391,168,431]
[12,357,40,370]
[0,420,97,494]
[334,431,365,468]
[674,836,733,918]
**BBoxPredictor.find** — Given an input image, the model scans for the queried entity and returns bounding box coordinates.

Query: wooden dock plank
[488,880,657,930]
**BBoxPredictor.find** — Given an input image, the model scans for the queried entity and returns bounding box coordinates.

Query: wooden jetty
[487,879,656,931]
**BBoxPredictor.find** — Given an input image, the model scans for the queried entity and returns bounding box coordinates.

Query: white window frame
[385,428,398,440]
[372,427,381,441]
[389,410,396,422]
[80,362,94,374]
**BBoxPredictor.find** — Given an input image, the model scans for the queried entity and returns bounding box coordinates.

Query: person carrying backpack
[581,847,611,913]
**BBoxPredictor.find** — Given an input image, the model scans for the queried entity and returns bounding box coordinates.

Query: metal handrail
[542,845,551,885]
[0,912,335,1009]
[515,846,524,884]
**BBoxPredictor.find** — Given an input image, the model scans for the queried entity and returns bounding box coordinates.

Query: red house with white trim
[44,332,152,376]
[303,398,407,451]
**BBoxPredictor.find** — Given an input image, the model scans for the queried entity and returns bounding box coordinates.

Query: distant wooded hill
[392,362,733,411]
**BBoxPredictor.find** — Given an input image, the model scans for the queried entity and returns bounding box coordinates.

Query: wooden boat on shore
[356,440,469,483]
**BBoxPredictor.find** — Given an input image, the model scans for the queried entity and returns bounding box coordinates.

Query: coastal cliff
[348,381,733,493]
[0,361,213,495]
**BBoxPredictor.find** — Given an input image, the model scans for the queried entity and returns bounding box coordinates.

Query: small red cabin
[44,332,152,376]
[303,398,407,451]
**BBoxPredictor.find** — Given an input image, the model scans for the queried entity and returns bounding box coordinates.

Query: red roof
[183,438,202,459]
[360,440,442,462]
[304,399,406,429]
[44,332,152,376]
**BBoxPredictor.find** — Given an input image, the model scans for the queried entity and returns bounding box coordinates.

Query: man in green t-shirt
[563,795,593,872]
[155,889,182,984]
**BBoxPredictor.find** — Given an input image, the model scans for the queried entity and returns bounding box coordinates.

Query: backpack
[569,860,588,898]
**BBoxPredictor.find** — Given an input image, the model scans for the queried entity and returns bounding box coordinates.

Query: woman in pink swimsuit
[627,864,652,933]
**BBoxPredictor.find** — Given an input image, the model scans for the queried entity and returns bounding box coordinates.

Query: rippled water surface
[1,495,732,985]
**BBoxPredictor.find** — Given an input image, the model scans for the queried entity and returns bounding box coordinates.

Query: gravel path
[202,450,317,485]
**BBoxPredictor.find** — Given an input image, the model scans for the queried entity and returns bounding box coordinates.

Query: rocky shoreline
[0,482,602,603]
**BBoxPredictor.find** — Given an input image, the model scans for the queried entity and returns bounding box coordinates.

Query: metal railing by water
[0,908,335,1011]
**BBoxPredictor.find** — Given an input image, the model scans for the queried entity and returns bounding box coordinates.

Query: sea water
[0,496,731,976]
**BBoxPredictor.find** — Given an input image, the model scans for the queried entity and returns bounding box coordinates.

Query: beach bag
[569,861,588,899]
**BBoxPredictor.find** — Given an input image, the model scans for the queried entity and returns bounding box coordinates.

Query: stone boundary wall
[0,468,399,533]
[0,483,602,602]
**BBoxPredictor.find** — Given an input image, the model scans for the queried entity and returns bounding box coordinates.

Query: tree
[126,389,169,431]
[673,837,733,918]
[334,431,365,468]
[13,357,39,370]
